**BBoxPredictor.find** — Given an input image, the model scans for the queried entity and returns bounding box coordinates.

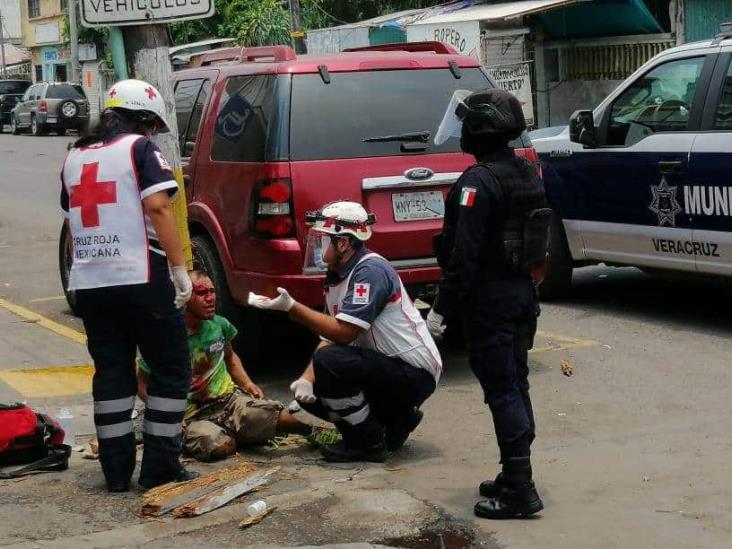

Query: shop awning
[409,0,578,26]
[536,0,664,38]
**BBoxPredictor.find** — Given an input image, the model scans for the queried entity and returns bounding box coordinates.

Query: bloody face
[188,276,216,320]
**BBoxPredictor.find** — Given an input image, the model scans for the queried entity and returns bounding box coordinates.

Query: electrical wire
[307,1,349,26]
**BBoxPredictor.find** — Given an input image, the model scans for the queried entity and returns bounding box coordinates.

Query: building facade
[1,0,23,44]
[20,0,69,82]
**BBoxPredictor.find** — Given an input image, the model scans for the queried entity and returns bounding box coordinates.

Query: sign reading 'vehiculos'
[80,0,214,28]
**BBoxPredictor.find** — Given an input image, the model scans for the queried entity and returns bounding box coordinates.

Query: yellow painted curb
[0,297,87,345]
[0,364,93,398]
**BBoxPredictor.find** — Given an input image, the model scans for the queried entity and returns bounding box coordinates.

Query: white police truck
[533,25,732,295]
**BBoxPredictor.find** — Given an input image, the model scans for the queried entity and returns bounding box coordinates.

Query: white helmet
[306,201,376,241]
[103,79,170,132]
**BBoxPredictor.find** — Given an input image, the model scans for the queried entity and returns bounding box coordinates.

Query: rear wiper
[363,131,430,143]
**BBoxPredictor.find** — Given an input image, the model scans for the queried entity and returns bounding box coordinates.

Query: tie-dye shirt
[138,315,238,419]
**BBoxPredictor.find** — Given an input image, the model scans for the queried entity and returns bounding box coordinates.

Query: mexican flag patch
[460,186,477,207]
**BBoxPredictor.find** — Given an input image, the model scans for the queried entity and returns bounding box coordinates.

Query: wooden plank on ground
[173,468,280,518]
[140,460,257,517]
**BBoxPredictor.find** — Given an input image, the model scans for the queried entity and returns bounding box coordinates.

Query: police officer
[248,201,442,462]
[61,80,198,492]
[427,89,551,519]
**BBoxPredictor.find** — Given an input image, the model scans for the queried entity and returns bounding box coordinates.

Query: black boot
[321,420,387,463]
[478,471,506,498]
[139,466,201,490]
[474,457,543,519]
[385,408,424,452]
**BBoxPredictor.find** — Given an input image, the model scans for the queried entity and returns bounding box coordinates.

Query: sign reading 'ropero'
[80,0,214,28]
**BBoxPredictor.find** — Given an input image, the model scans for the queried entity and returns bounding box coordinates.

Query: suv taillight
[39,101,47,113]
[515,146,542,178]
[251,179,294,238]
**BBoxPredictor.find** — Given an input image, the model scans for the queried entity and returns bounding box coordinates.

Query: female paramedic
[60,79,197,492]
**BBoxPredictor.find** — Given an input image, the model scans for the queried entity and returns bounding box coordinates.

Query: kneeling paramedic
[61,80,197,491]
[248,202,442,463]
[137,271,315,461]
[428,89,551,519]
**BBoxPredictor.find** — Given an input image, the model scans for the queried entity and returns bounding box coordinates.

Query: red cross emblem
[69,162,117,228]
[109,88,117,98]
[355,285,367,297]
[144,86,157,100]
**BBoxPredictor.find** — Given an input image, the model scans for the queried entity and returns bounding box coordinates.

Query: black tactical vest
[476,157,550,278]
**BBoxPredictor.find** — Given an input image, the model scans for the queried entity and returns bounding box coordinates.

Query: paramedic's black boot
[321,439,387,463]
[106,480,130,493]
[139,466,200,490]
[386,408,423,452]
[478,471,506,498]
[474,458,543,519]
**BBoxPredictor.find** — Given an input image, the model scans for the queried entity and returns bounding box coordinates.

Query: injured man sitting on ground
[137,270,320,461]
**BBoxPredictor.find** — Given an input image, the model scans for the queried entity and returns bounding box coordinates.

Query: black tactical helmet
[456,88,526,140]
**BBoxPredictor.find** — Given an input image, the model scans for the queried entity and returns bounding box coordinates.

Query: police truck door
[573,53,713,272]
[689,50,732,276]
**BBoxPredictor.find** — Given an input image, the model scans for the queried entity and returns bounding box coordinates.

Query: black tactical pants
[302,344,436,446]
[465,278,538,461]
[77,254,191,486]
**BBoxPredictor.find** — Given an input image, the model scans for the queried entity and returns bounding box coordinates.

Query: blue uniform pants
[302,345,436,447]
[76,254,191,486]
[465,278,537,461]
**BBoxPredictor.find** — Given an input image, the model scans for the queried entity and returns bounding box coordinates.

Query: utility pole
[288,0,306,54]
[0,5,7,78]
[69,0,80,82]
[122,24,192,269]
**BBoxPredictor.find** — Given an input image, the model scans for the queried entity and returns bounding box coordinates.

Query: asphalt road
[1,133,732,548]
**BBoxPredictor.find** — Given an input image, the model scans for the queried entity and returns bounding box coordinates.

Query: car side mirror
[183,141,195,157]
[569,110,597,148]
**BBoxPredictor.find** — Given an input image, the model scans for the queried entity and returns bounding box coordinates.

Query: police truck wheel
[59,222,79,315]
[57,128,66,136]
[539,212,573,299]
[0,122,4,134]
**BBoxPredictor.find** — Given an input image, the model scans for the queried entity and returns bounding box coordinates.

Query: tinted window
[0,81,30,94]
[185,81,211,150]
[290,68,491,160]
[46,85,85,100]
[715,60,732,130]
[174,79,203,151]
[211,75,288,162]
[607,56,704,146]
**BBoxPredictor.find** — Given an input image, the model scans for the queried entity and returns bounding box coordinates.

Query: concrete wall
[21,0,64,49]
[547,79,623,126]
[0,0,22,42]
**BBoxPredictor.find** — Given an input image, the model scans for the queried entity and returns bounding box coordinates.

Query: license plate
[392,191,445,222]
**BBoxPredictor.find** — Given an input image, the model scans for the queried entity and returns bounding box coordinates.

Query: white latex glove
[247,287,295,312]
[426,308,446,338]
[289,378,316,404]
[171,266,192,309]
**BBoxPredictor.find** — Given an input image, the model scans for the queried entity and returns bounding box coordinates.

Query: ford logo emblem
[405,168,433,181]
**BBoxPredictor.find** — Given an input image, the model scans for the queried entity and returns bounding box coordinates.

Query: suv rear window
[290,68,491,160]
[211,75,289,162]
[0,81,29,94]
[46,85,85,100]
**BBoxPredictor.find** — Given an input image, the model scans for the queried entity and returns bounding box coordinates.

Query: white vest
[326,253,442,382]
[63,134,152,290]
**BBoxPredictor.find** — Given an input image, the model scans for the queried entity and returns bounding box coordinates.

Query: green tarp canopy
[536,0,663,39]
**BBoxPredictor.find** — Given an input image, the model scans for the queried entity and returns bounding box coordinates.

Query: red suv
[60,42,538,346]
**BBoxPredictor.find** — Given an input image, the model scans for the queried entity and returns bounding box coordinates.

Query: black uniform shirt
[434,147,515,318]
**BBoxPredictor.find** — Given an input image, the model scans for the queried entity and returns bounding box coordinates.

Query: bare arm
[143,191,185,268]
[288,303,363,345]
[224,344,264,399]
[298,340,331,383]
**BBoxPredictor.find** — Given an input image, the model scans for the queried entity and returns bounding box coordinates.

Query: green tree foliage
[170,0,443,46]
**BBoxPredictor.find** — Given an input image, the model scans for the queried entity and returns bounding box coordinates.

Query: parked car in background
[11,82,89,136]
[0,80,31,133]
[533,24,732,296]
